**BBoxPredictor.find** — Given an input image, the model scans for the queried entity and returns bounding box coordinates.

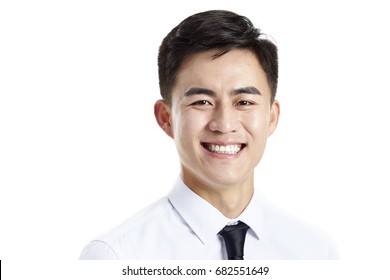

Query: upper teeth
[205,144,242,154]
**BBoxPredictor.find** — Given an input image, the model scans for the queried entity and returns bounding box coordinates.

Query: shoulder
[80,196,174,260]
[260,196,338,259]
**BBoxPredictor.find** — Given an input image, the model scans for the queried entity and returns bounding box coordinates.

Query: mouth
[201,143,246,155]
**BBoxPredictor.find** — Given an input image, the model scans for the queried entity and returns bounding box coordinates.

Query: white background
[1,0,389,277]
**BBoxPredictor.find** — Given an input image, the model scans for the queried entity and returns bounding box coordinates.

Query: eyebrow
[184,86,262,97]
[184,87,216,97]
[232,87,262,96]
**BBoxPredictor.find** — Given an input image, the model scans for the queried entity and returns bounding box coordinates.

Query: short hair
[158,10,278,105]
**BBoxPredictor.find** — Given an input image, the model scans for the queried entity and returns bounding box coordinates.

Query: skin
[155,49,280,218]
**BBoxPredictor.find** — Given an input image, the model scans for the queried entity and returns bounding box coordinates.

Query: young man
[80,10,337,260]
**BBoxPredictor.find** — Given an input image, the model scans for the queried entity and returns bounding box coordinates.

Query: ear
[267,100,280,137]
[154,99,174,138]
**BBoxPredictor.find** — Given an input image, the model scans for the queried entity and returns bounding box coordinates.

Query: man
[80,10,337,260]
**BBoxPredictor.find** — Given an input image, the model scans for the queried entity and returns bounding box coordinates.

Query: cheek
[173,111,207,145]
[242,111,270,138]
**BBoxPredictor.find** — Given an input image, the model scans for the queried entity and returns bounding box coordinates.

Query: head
[158,10,278,106]
[154,10,280,193]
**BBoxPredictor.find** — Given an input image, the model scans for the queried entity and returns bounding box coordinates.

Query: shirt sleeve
[324,234,340,259]
[79,240,119,260]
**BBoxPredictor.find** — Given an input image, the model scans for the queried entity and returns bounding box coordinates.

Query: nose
[208,105,240,133]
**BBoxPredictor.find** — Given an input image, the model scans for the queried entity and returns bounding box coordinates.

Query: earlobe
[268,100,280,137]
[154,100,174,138]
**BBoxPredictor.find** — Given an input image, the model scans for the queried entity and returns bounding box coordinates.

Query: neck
[182,173,254,219]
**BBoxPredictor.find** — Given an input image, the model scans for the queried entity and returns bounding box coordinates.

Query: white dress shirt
[80,177,338,260]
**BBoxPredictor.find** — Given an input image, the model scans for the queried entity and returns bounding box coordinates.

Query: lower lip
[201,145,244,159]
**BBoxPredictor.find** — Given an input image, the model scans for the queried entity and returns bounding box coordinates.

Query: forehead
[173,49,271,98]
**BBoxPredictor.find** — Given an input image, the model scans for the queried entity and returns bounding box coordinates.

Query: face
[155,49,279,193]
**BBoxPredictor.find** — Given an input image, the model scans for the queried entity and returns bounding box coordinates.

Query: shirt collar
[236,191,265,240]
[168,177,265,244]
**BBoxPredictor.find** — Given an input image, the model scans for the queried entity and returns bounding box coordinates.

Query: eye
[236,100,253,106]
[191,100,212,106]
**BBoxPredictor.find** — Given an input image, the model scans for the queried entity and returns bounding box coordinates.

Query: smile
[201,143,245,154]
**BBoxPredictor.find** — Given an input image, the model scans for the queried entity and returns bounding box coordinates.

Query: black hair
[158,10,278,105]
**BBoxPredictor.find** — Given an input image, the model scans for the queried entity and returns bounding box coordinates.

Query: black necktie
[219,221,249,260]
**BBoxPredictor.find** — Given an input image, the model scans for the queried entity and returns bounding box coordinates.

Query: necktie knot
[219,221,249,260]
